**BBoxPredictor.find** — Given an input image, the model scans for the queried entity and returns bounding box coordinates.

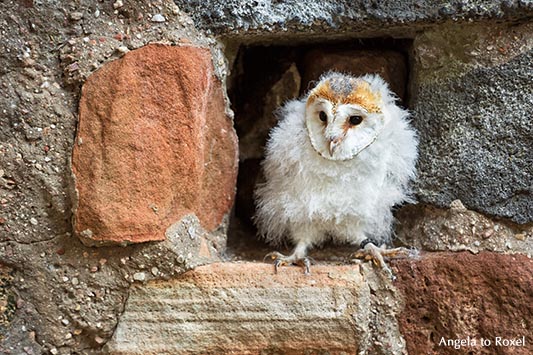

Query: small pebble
[483,229,494,238]
[71,277,79,285]
[151,267,158,276]
[90,266,98,273]
[50,348,58,355]
[94,9,100,18]
[61,319,70,326]
[62,276,69,282]
[171,4,180,15]
[113,0,123,9]
[17,299,25,308]
[70,12,83,21]
[95,336,105,344]
[151,14,166,22]
[65,333,73,340]
[99,258,107,266]
[29,217,38,225]
[187,225,196,239]
[449,199,467,212]
[514,233,526,241]
[133,272,146,282]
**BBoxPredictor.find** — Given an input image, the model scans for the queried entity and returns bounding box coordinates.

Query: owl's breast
[260,97,396,225]
[284,151,387,223]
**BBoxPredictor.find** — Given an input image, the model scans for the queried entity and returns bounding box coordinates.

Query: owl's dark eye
[349,115,363,126]
[319,111,327,122]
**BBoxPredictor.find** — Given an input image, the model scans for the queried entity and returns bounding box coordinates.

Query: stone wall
[0,1,531,354]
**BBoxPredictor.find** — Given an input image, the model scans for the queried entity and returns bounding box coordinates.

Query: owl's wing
[254,99,308,244]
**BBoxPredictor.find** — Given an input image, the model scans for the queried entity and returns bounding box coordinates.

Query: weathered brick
[394,252,533,355]
[72,44,238,245]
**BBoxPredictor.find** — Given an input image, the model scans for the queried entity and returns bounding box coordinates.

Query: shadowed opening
[225,39,413,261]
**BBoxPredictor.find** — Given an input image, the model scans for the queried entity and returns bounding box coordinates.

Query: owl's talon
[264,251,285,262]
[264,251,313,275]
[273,259,282,273]
[351,244,411,280]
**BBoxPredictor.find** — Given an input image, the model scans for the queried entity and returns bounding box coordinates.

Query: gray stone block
[175,0,533,35]
[413,50,533,223]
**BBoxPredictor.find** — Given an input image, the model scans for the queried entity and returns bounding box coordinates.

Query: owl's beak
[328,137,342,156]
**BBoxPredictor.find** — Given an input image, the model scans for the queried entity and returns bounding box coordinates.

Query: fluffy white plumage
[254,72,418,264]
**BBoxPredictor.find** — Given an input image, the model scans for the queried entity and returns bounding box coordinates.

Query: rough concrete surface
[0,1,225,353]
[0,213,221,355]
[395,201,533,256]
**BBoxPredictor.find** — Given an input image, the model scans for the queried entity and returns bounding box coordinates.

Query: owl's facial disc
[305,100,385,161]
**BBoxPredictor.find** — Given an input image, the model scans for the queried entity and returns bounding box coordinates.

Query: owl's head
[305,72,395,161]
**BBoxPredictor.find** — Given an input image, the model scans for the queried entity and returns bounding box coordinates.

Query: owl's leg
[351,239,414,280]
[264,241,312,274]
[264,226,318,274]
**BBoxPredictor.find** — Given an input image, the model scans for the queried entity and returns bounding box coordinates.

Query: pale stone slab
[106,262,388,355]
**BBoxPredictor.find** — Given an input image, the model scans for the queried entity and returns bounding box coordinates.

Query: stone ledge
[105,262,404,355]
[106,252,532,355]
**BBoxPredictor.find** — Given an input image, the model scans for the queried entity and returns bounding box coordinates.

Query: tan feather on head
[307,78,382,113]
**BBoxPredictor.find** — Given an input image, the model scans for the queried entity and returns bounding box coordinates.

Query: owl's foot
[264,251,313,275]
[351,241,414,281]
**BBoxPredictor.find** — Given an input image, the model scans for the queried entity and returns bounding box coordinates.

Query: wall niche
[226,39,412,261]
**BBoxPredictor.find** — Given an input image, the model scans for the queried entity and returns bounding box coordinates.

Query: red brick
[394,252,533,355]
[72,44,238,245]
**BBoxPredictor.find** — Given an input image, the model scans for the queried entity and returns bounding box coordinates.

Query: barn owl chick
[254,72,418,277]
